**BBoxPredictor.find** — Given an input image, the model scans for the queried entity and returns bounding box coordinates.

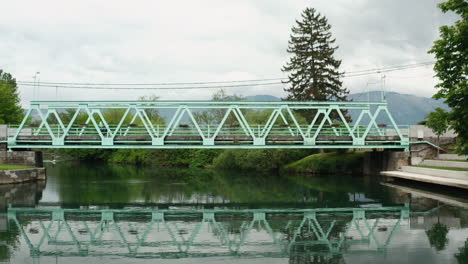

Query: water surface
[1,161,467,264]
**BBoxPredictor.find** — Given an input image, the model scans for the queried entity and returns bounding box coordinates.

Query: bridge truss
[7,205,409,259]
[6,100,409,149]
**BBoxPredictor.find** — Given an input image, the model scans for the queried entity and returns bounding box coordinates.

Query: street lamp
[33,72,40,101]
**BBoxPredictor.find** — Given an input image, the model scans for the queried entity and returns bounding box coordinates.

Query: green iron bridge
[7,205,409,259]
[4,100,409,150]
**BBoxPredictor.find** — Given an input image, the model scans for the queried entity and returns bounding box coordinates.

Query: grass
[0,164,35,170]
[411,165,468,172]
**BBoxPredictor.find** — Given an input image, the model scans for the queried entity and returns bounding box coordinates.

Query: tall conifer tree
[282,8,349,122]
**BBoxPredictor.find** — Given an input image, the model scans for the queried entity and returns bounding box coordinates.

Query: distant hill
[246,92,449,125]
[24,92,448,126]
[245,95,281,101]
[348,91,449,125]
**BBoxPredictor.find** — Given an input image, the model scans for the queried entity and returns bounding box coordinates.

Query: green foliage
[429,0,468,155]
[425,107,449,137]
[282,7,349,123]
[411,165,468,171]
[282,152,364,175]
[212,149,314,171]
[417,120,427,125]
[426,222,449,251]
[189,149,222,168]
[59,149,112,160]
[0,70,23,124]
[456,238,468,264]
[60,148,221,168]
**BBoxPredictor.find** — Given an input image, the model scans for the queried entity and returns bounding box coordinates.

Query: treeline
[57,148,316,172]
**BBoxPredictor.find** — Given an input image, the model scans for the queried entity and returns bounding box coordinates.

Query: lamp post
[33,72,40,101]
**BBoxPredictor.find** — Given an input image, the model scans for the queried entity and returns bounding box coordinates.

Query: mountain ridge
[246,92,448,125]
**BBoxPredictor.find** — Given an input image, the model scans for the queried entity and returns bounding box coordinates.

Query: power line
[17,81,283,90]
[15,61,435,90]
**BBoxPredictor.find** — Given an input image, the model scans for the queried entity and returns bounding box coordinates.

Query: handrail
[409,140,448,153]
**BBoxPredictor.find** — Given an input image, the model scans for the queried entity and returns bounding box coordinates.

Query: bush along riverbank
[56,149,222,168]
[282,152,364,175]
[52,148,364,174]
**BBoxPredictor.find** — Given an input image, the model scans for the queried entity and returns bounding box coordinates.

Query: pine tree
[282,8,349,122]
[0,70,23,124]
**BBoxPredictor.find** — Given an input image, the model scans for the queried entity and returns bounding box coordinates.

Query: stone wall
[0,168,46,185]
[410,143,438,165]
[363,151,410,175]
[0,151,43,167]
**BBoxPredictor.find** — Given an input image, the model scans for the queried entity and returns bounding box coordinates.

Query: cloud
[0,0,459,104]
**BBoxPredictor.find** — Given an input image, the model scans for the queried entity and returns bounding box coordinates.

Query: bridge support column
[363,151,409,175]
[0,151,43,167]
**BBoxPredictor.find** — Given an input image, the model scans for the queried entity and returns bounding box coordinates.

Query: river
[1,161,467,263]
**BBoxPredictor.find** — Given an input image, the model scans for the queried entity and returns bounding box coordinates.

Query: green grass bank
[0,164,35,170]
[282,152,364,175]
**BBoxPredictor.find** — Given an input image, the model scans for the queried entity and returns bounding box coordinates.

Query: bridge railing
[8,124,410,138]
[6,100,409,149]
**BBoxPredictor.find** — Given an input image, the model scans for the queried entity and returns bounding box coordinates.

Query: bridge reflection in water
[7,205,409,261]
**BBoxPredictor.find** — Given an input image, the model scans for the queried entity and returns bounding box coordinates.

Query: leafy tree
[429,0,468,155]
[0,70,23,124]
[426,222,449,251]
[282,7,349,123]
[194,89,245,126]
[138,94,164,124]
[417,120,427,125]
[425,107,450,154]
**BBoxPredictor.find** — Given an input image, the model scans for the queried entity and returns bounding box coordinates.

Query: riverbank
[56,148,316,171]
[53,148,366,174]
[381,154,468,190]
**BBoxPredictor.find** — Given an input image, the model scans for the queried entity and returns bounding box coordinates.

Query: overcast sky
[0,0,458,104]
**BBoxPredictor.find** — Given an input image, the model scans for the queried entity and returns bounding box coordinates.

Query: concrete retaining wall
[409,125,457,138]
[0,168,46,184]
[0,151,43,167]
[364,151,410,175]
[401,166,468,180]
[421,159,468,169]
[439,154,468,161]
